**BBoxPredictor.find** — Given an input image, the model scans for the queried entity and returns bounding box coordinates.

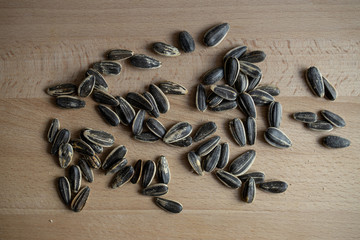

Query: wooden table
[1,1,359,239]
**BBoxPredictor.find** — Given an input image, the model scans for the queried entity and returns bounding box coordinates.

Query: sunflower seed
[323,77,337,101]
[207,92,223,108]
[259,181,288,193]
[246,74,262,92]
[107,49,134,60]
[264,127,292,148]
[239,50,266,63]
[111,165,134,189]
[97,104,120,126]
[187,151,203,176]
[78,158,94,183]
[163,122,192,144]
[51,129,71,155]
[142,160,156,188]
[70,138,95,156]
[239,172,265,184]
[143,91,160,118]
[229,118,246,146]
[203,23,230,47]
[131,160,143,184]
[210,100,237,111]
[82,129,114,147]
[306,120,333,131]
[71,186,90,212]
[245,116,256,145]
[58,143,73,168]
[155,197,183,213]
[106,158,128,175]
[216,142,229,169]
[202,67,224,85]
[321,110,346,127]
[149,84,169,114]
[47,118,60,143]
[55,96,86,109]
[102,145,127,170]
[146,118,166,138]
[132,110,145,136]
[142,183,168,196]
[234,73,249,93]
[69,165,81,193]
[210,84,237,101]
[179,31,195,53]
[229,150,256,176]
[196,136,221,157]
[256,85,280,96]
[237,92,256,118]
[196,84,207,112]
[134,132,160,143]
[169,136,193,147]
[47,83,77,97]
[86,68,108,92]
[130,54,162,69]
[293,112,317,123]
[305,66,324,97]
[239,61,262,79]
[93,90,119,106]
[78,75,95,97]
[203,144,221,172]
[80,129,103,154]
[241,177,255,203]
[153,42,180,57]
[158,81,188,95]
[249,89,274,106]
[268,101,282,128]
[224,57,240,86]
[157,156,170,184]
[223,45,247,62]
[215,170,242,189]
[322,135,350,148]
[58,176,71,205]
[82,154,101,169]
[114,96,135,126]
[193,122,217,142]
[92,61,121,75]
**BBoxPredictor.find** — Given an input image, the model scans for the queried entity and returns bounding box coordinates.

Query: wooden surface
[0,0,359,239]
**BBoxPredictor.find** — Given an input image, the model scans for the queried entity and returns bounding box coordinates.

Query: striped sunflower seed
[102,145,127,170]
[187,151,203,176]
[207,92,223,108]
[71,186,90,212]
[142,183,168,196]
[142,160,156,188]
[70,138,95,157]
[153,42,180,57]
[93,90,119,106]
[114,96,135,126]
[234,73,249,93]
[259,181,288,193]
[107,49,134,60]
[210,100,237,111]
[239,61,262,79]
[51,128,71,155]
[210,84,237,101]
[322,135,350,148]
[55,96,86,109]
[157,156,170,184]
[78,158,94,183]
[202,67,224,85]
[80,129,103,154]
[106,158,128,175]
[97,105,120,126]
[237,92,257,118]
[293,112,317,123]
[82,154,101,169]
[203,23,230,47]
[256,85,280,96]
[58,143,73,168]
[229,150,256,176]
[196,136,220,157]
[143,91,160,118]
[86,68,108,92]
[169,136,193,147]
[193,121,217,142]
[130,160,143,184]
[130,54,162,69]
[268,101,282,128]
[179,31,195,53]
[321,110,345,127]
[47,83,77,97]
[215,170,242,189]
[323,77,337,101]
[78,75,95,97]
[246,74,262,92]
[239,172,265,184]
[69,165,81,193]
[239,50,266,63]
[132,110,145,136]
[223,45,247,62]
[82,129,114,147]
[203,144,221,172]
[158,81,188,95]
[47,118,60,143]
[229,118,246,147]
[245,116,256,145]
[149,84,170,114]
[216,142,229,169]
[196,84,207,112]
[306,120,333,132]
[305,66,324,97]
[155,197,183,213]
[264,127,292,148]
[111,165,134,188]
[241,177,255,203]
[163,122,192,144]
[58,176,71,205]
[92,61,121,75]
[249,89,274,106]
[146,118,166,138]
[134,132,160,143]
[224,57,240,86]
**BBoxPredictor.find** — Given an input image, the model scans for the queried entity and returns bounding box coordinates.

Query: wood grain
[0,0,359,239]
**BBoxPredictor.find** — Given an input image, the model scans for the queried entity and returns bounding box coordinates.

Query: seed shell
[107,49,134,60]
[321,110,346,127]
[132,110,145,136]
[256,85,280,96]
[246,74,262,92]
[323,77,337,101]
[106,158,128,175]
[97,104,120,126]
[203,23,230,47]
[237,92,257,118]
[69,165,81,193]
[234,73,249,93]
[142,160,156,188]
[306,120,333,132]
[210,100,237,112]
[196,84,207,112]
[249,89,274,106]
[70,138,95,156]
[187,151,203,176]
[193,122,217,142]
[134,132,160,143]
[55,96,86,109]
[58,176,71,205]
[239,61,262,79]
[86,68,108,91]
[111,165,134,188]
[92,61,122,75]
[196,136,221,157]
[322,135,350,148]
[245,116,256,145]
[157,156,170,184]
[169,136,193,147]
[216,142,229,169]
[153,42,180,57]
[210,84,237,101]
[130,54,162,69]
[93,90,119,106]
[80,130,103,154]
[207,92,223,108]
[268,101,282,128]
[58,143,73,168]
[259,181,288,193]
[78,158,94,183]
[305,66,324,97]
[203,144,221,172]
[82,154,101,169]
[143,91,160,118]
[179,31,195,53]
[229,150,256,176]
[51,128,71,155]
[264,127,292,148]
[146,118,166,138]
[241,177,256,203]
[239,172,265,184]
[114,96,135,126]
[224,57,240,86]
[47,118,60,143]
[202,67,224,85]
[82,129,114,147]
[239,50,266,63]
[78,75,95,97]
[71,186,90,212]
[142,183,168,196]
[163,122,192,144]
[229,118,246,147]
[130,160,143,184]
[155,197,183,213]
[102,145,127,170]
[293,112,317,123]
[223,45,247,62]
[149,84,170,114]
[215,170,242,189]
[158,81,188,95]
[46,83,77,97]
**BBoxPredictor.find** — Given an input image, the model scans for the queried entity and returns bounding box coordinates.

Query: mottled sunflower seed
[234,73,249,93]
[142,183,168,196]
[157,156,170,184]
[82,129,114,147]
[239,172,265,184]
[264,127,292,148]
[107,49,134,60]
[169,136,193,147]
[71,186,90,212]
[69,165,81,193]
[224,57,240,86]
[223,46,247,62]
[92,61,122,75]
[306,120,333,131]
[196,84,207,112]
[249,89,274,106]
[58,176,71,205]
[97,105,120,126]
[203,23,230,47]
[134,132,160,143]
[229,118,246,147]
[293,112,317,123]
[158,81,188,95]
[114,96,135,126]
[196,136,221,157]
[46,83,77,97]
[102,145,127,170]
[203,144,221,172]
[259,181,288,193]
[202,67,224,85]
[210,84,237,101]
[321,110,346,127]
[155,197,183,213]
[51,128,71,155]
[246,74,262,92]
[163,122,192,144]
[322,135,350,148]
[149,84,170,114]
[47,118,60,143]
[78,75,95,97]
[142,160,156,188]
[106,158,128,175]
[239,50,266,63]
[80,129,103,154]
[256,85,280,96]
[146,118,166,138]
[229,150,256,176]
[216,142,229,169]
[93,90,119,106]
[239,61,262,79]
[130,160,143,184]
[323,77,337,101]
[245,116,256,145]
[132,110,145,136]
[193,122,217,142]
[207,92,223,108]
[111,165,134,189]
[241,177,255,203]
[305,66,324,97]
[55,96,86,109]
[268,101,282,128]
[86,68,108,91]
[82,154,101,169]
[69,139,95,156]
[130,54,162,69]
[215,170,242,189]
[153,42,180,57]
[210,100,237,112]
[179,31,195,53]
[58,143,73,168]
[78,158,94,183]
[187,151,203,176]
[143,91,160,118]
[237,92,257,118]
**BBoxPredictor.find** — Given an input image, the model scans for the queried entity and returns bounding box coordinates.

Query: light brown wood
[0,0,359,239]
